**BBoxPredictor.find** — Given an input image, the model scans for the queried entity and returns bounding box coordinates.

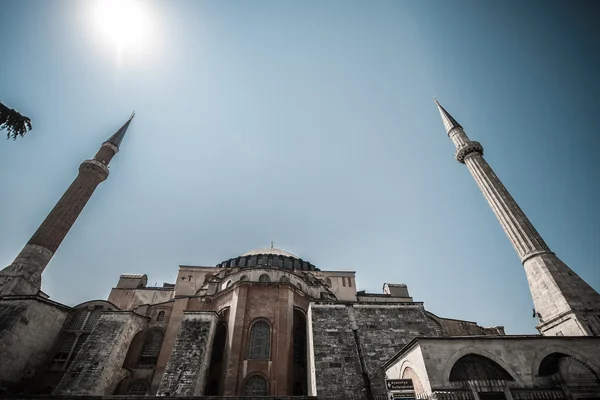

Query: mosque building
[0,102,598,399]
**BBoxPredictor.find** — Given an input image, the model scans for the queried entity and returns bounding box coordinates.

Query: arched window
[240,275,248,282]
[259,274,270,283]
[296,283,302,291]
[138,329,164,367]
[280,275,290,283]
[325,278,332,287]
[128,381,149,395]
[156,311,165,322]
[248,320,271,359]
[243,375,268,396]
[450,354,514,381]
[224,280,232,289]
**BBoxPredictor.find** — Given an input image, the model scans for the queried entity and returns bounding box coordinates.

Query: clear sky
[1,0,599,334]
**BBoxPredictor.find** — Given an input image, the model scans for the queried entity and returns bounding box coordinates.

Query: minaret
[0,113,134,296]
[435,99,600,336]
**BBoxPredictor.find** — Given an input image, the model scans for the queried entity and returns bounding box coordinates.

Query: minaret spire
[0,114,134,296]
[106,111,134,148]
[436,99,600,336]
[434,98,462,134]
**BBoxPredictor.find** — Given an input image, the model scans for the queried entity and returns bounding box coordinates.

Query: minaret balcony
[455,141,484,163]
[80,159,110,181]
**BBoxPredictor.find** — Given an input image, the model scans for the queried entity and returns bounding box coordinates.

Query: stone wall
[53,311,148,395]
[309,302,437,399]
[352,304,436,397]
[308,304,365,398]
[0,296,69,391]
[158,311,218,396]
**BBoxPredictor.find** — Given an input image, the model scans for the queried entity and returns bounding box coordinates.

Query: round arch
[442,347,523,386]
[399,360,428,394]
[531,345,600,383]
[241,373,269,396]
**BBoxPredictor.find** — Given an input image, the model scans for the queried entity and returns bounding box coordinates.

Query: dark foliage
[0,101,32,140]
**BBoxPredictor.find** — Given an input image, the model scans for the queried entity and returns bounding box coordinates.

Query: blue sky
[1,0,598,334]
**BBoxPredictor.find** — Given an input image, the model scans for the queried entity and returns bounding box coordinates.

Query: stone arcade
[0,103,598,399]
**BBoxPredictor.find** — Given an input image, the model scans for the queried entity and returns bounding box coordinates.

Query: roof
[242,247,299,259]
[120,273,147,279]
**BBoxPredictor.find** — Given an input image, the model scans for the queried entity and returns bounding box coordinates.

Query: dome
[242,247,299,259]
[217,247,318,271]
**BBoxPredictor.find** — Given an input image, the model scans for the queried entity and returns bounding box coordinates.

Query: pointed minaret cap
[105,111,135,148]
[434,98,462,135]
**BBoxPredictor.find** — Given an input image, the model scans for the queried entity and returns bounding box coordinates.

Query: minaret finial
[270,241,274,250]
[105,113,135,148]
[434,99,462,135]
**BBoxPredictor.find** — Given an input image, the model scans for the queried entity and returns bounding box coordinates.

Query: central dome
[242,247,299,259]
[217,247,318,271]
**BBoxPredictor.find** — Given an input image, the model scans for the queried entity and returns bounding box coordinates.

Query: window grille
[83,310,101,331]
[247,321,270,359]
[138,329,164,367]
[240,275,248,282]
[279,275,290,283]
[243,375,268,396]
[156,311,165,322]
[128,381,149,395]
[51,333,76,369]
[67,310,89,330]
[259,274,270,283]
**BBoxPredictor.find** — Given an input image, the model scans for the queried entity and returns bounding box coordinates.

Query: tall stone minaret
[435,99,600,336]
[0,114,134,296]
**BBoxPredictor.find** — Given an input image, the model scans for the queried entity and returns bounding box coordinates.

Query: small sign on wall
[386,379,414,391]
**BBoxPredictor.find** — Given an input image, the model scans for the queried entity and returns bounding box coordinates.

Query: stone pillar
[53,311,147,395]
[157,311,218,396]
[0,116,133,296]
[435,99,600,337]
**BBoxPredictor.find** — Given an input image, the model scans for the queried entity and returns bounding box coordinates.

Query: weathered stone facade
[54,311,148,395]
[158,312,218,395]
[0,297,69,391]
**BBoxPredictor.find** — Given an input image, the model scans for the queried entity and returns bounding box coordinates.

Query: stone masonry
[158,311,218,396]
[53,311,148,395]
[309,302,437,399]
[0,297,70,391]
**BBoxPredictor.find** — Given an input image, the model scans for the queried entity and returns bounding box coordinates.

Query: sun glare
[94,0,147,47]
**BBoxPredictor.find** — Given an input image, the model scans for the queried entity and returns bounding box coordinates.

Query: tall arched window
[128,381,149,395]
[138,329,164,367]
[243,375,268,396]
[259,274,270,283]
[156,311,165,322]
[247,320,271,359]
[280,275,290,283]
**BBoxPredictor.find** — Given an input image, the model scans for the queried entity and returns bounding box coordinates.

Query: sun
[94,0,147,47]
